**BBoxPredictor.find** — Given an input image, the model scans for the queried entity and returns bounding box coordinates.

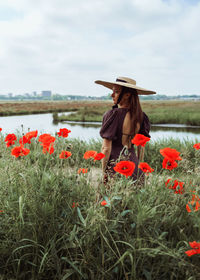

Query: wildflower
[39,134,56,154]
[139,162,154,173]
[101,200,108,206]
[172,180,184,194]
[72,202,79,208]
[59,151,72,159]
[5,133,17,147]
[43,144,54,154]
[78,168,88,174]
[0,128,2,132]
[83,150,97,159]
[193,143,200,150]
[5,133,17,142]
[57,128,71,138]
[131,134,150,147]
[162,158,178,170]
[186,200,200,213]
[113,161,135,178]
[94,152,105,161]
[11,145,30,158]
[38,134,56,144]
[185,241,200,257]
[19,136,30,145]
[186,195,200,213]
[165,178,184,194]
[160,147,182,161]
[25,130,38,142]
[165,178,172,187]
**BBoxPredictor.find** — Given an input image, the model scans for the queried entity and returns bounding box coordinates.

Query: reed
[0,133,200,279]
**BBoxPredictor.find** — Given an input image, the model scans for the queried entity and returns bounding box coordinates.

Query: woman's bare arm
[101,138,112,172]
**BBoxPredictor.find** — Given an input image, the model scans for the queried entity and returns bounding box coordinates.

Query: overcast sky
[0,0,200,96]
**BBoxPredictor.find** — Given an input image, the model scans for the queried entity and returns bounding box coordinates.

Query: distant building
[33,91,37,96]
[41,90,52,98]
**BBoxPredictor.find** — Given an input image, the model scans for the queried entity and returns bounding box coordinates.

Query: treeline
[0,93,199,101]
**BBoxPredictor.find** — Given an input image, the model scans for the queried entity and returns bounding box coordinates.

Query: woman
[95,76,156,183]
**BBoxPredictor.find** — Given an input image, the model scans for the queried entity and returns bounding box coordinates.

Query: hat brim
[95,80,156,95]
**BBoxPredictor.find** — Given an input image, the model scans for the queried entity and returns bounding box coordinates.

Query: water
[0,113,200,142]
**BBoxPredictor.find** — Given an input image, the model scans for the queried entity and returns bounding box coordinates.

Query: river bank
[1,100,200,126]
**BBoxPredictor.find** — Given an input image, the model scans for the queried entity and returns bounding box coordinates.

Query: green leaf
[77,207,86,227]
[121,210,131,217]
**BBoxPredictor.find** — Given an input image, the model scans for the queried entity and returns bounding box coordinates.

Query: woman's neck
[118,103,130,109]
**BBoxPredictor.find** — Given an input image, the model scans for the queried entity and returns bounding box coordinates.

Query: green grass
[0,133,200,279]
[55,100,200,126]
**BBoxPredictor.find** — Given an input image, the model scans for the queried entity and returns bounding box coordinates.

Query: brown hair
[124,87,143,136]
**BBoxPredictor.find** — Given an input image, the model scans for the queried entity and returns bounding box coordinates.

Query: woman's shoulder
[100,108,121,140]
[103,108,122,120]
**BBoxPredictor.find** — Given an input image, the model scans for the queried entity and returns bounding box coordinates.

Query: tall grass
[55,100,200,126]
[0,133,200,279]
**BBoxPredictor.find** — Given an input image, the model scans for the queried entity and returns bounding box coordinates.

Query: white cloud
[0,0,200,95]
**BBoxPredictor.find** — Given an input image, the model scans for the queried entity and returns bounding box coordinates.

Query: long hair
[123,87,143,136]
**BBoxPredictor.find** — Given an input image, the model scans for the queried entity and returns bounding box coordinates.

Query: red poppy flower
[72,202,79,208]
[59,150,72,159]
[131,134,150,147]
[139,162,154,173]
[57,128,71,138]
[160,147,182,161]
[5,133,17,147]
[101,200,107,206]
[186,195,200,212]
[6,141,16,147]
[0,128,2,132]
[193,143,200,150]
[162,158,178,170]
[24,130,38,142]
[185,241,200,257]
[5,133,17,142]
[19,136,30,145]
[172,180,184,194]
[165,179,184,194]
[186,200,200,213]
[4,133,17,147]
[43,144,54,154]
[39,134,56,144]
[11,146,30,158]
[83,150,97,159]
[93,152,105,161]
[165,178,172,187]
[39,134,56,154]
[113,161,135,178]
[78,168,88,174]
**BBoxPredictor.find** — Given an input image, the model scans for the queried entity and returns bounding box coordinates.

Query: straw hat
[95,76,156,95]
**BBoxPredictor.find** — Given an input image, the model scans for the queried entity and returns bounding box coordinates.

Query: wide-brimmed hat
[95,76,156,95]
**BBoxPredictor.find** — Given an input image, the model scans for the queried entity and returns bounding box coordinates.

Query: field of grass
[0,100,200,126]
[54,100,200,126]
[0,100,111,116]
[0,129,200,279]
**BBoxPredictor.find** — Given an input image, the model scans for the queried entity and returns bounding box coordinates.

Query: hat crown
[117,77,136,85]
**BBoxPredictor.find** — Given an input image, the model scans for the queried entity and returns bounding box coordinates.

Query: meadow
[54,100,200,126]
[0,128,200,280]
[0,100,200,125]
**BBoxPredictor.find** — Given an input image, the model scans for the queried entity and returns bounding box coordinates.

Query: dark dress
[100,108,151,181]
